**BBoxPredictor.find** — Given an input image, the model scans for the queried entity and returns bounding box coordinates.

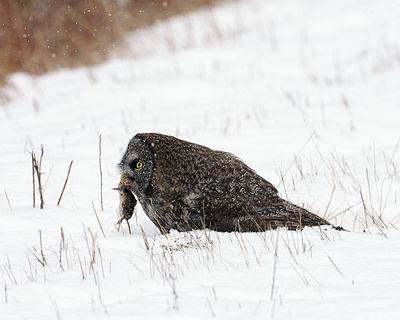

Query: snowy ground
[1,0,400,319]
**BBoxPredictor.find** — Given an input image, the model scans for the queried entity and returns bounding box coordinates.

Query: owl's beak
[122,176,134,189]
[113,176,133,191]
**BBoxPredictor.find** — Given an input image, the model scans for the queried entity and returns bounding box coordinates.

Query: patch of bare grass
[0,0,226,87]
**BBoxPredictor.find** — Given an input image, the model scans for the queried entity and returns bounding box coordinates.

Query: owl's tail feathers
[281,200,346,231]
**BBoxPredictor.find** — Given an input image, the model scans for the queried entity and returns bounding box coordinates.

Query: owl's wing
[202,192,330,232]
[215,150,279,194]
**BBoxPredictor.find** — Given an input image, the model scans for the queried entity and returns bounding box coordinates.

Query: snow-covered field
[1,0,400,318]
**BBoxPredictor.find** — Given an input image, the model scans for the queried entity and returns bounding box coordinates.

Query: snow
[1,0,400,318]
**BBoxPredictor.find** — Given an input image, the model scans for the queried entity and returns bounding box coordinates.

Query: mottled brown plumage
[118,133,331,233]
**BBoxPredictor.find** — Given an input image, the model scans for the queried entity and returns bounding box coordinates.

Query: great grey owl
[117,133,331,233]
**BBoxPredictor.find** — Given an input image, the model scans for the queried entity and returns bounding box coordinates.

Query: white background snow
[1,0,400,318]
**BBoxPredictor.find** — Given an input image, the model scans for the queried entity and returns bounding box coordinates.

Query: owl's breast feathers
[134,133,331,232]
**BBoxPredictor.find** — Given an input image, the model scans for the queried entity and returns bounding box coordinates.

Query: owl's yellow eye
[135,160,144,171]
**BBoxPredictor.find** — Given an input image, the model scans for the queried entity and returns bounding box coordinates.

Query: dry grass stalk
[31,153,36,208]
[98,134,103,211]
[31,146,45,209]
[4,189,12,212]
[92,201,106,237]
[327,255,344,278]
[57,160,73,206]
[39,229,47,267]
[140,226,150,251]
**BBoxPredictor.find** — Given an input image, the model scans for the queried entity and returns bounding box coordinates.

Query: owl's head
[118,135,155,196]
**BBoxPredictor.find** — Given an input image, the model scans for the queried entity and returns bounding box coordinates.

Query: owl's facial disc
[119,136,154,196]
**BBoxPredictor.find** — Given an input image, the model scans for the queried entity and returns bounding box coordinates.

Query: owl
[117,133,331,233]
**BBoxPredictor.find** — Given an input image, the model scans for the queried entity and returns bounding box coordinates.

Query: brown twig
[140,226,150,251]
[38,146,45,208]
[31,148,45,209]
[39,145,44,171]
[57,160,73,206]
